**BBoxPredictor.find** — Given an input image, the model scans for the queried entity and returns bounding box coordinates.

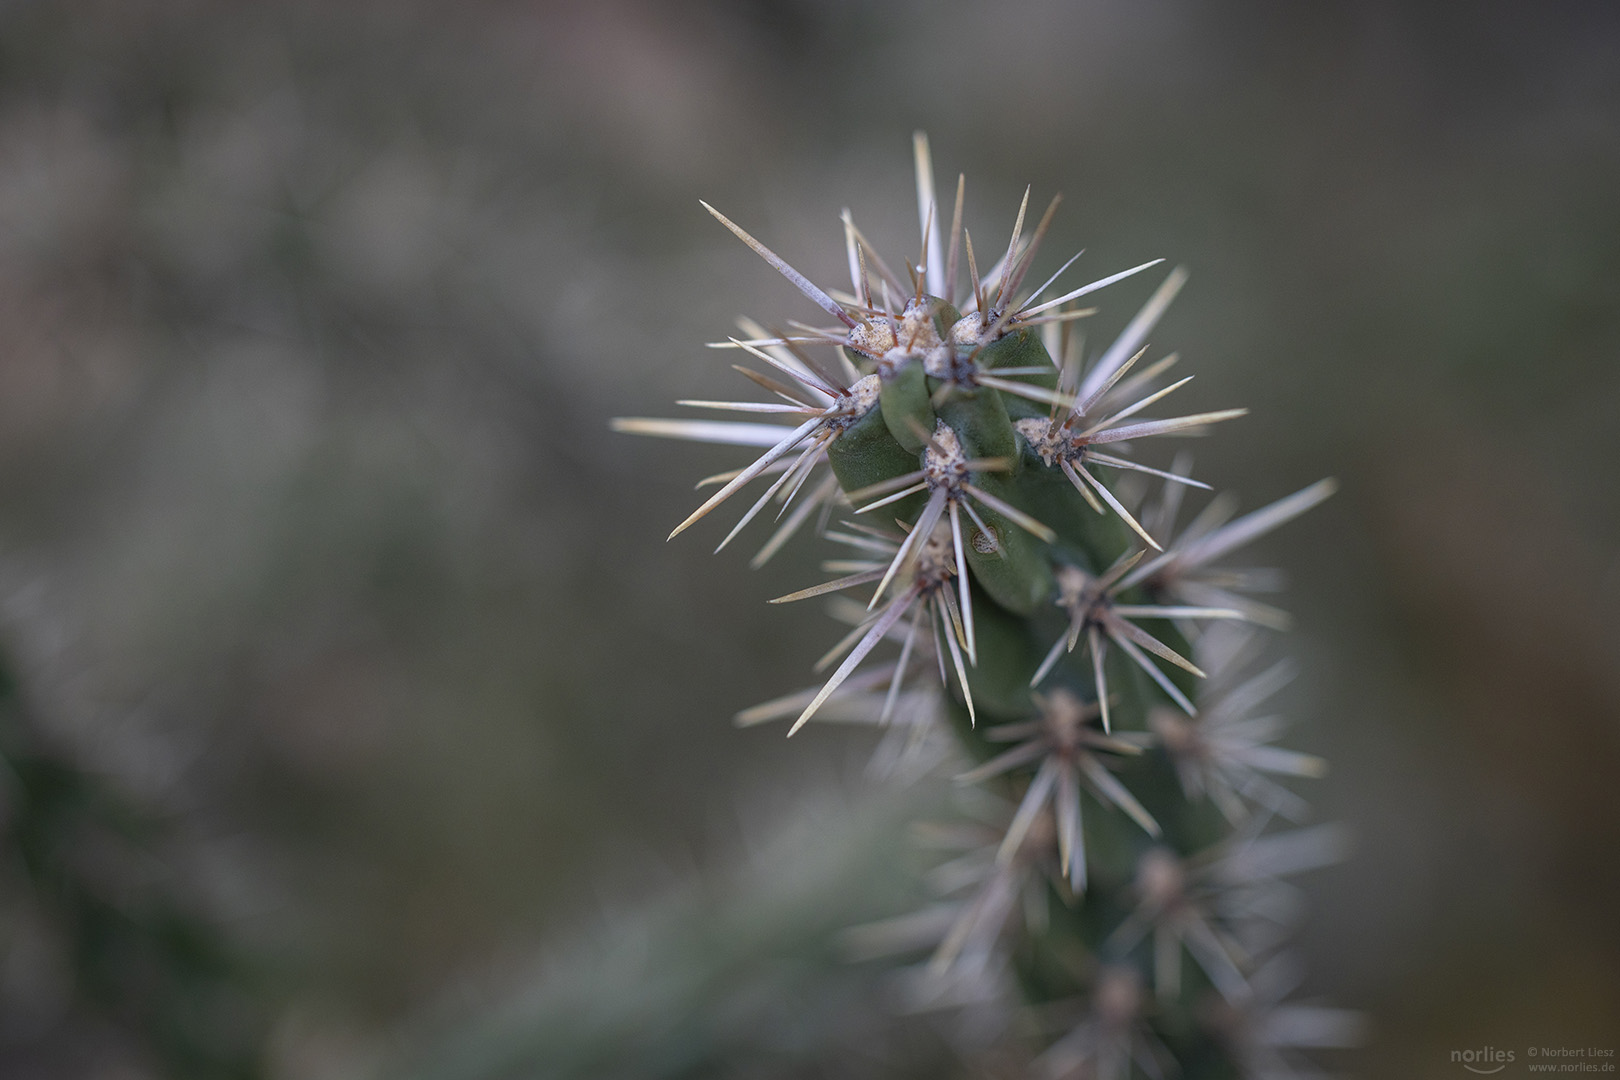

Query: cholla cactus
[615,134,1354,1077]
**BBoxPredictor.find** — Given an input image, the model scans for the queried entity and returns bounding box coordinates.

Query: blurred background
[0,1,1616,1077]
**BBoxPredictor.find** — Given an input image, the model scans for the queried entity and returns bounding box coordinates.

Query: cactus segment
[939,587,1042,728]
[876,294,963,451]
[826,397,925,519]
[877,358,935,452]
[921,294,965,341]
[971,326,1060,422]
[932,384,1018,463]
[615,133,1350,1078]
[1008,444,1132,570]
[923,387,1055,616]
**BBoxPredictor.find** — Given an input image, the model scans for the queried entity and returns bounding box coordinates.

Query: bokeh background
[0,2,1616,1077]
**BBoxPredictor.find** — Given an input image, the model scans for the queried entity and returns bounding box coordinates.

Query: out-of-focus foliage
[0,650,268,1077]
[0,2,1615,1077]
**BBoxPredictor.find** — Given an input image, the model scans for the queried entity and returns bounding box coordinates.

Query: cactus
[615,134,1360,1078]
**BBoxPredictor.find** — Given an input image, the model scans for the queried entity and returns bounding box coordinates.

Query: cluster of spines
[615,133,1358,1079]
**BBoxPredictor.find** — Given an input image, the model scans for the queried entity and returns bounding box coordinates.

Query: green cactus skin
[877,359,935,453]
[825,401,924,514]
[617,134,1350,1079]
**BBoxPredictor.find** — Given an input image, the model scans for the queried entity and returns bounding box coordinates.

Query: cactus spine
[615,134,1359,1078]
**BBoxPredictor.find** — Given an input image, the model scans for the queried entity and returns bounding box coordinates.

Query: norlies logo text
[1454,1046,1516,1074]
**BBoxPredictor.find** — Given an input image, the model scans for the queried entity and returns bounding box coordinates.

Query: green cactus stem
[614,132,1353,1079]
